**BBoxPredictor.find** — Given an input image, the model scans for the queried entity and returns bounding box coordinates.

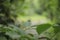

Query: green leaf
[36,23,51,34]
[6,31,20,39]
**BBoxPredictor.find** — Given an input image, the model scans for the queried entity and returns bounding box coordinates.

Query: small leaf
[36,23,51,34]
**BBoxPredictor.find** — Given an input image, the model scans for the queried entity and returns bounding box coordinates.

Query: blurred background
[0,0,60,40]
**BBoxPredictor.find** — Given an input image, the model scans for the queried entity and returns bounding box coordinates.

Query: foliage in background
[0,0,60,40]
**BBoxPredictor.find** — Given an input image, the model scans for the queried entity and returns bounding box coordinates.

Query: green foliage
[0,0,60,40]
[36,23,51,34]
[0,36,7,40]
[0,25,37,40]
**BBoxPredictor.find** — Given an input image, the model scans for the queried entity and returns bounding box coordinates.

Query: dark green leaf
[36,23,51,34]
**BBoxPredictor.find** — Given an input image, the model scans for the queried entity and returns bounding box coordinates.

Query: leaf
[36,23,51,34]
[6,31,20,39]
[3,25,26,39]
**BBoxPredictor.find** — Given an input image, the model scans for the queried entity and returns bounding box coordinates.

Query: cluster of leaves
[0,24,39,40]
[0,0,40,40]
[0,0,60,40]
